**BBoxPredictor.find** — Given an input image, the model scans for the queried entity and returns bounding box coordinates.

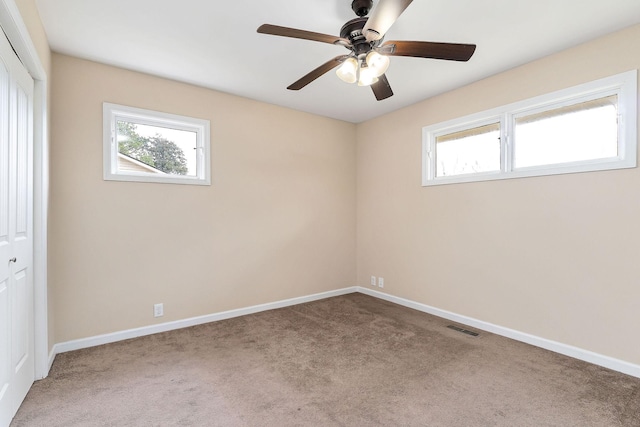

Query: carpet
[11,293,640,426]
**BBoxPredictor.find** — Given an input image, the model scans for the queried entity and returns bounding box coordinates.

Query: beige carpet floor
[11,293,640,426]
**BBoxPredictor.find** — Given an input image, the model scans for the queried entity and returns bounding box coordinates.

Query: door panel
[0,58,7,241]
[12,269,28,377]
[15,85,28,237]
[0,26,34,427]
[0,34,11,427]
[0,278,8,402]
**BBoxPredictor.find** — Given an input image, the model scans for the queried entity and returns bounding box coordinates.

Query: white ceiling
[35,0,640,123]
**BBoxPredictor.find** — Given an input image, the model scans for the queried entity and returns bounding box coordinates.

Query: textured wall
[50,54,357,342]
[356,24,640,365]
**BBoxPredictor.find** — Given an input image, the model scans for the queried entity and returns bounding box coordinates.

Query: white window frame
[103,103,211,185]
[422,70,637,186]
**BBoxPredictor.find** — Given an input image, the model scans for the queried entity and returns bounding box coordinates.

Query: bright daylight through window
[422,71,637,186]
[103,103,211,185]
[435,122,501,177]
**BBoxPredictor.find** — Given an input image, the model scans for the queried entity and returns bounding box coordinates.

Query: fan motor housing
[340,17,372,55]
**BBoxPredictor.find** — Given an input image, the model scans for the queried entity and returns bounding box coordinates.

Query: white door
[0,27,35,427]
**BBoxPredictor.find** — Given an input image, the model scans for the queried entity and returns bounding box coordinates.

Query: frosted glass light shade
[336,58,358,84]
[366,51,390,77]
[358,66,379,86]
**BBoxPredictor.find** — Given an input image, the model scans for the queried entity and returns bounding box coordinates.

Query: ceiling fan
[257,0,476,101]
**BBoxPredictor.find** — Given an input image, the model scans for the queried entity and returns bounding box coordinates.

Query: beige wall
[50,54,357,342]
[35,10,640,368]
[14,0,50,73]
[356,24,640,365]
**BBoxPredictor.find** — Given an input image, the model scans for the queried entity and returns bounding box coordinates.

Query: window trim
[422,70,637,186]
[103,103,211,185]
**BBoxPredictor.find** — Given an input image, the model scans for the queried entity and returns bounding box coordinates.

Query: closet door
[0,27,35,427]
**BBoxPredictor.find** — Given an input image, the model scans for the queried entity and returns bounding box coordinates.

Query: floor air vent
[447,325,479,336]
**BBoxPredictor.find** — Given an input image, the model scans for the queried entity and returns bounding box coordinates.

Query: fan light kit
[258,0,476,101]
[336,52,390,86]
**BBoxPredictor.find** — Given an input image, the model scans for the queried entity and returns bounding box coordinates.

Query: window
[513,95,618,168]
[423,71,637,186]
[103,103,211,185]
[435,121,501,177]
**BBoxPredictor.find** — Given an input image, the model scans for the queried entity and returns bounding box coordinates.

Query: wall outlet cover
[154,303,164,317]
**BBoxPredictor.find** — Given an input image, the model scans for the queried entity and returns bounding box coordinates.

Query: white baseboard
[54,287,358,355]
[47,346,56,373]
[357,287,640,379]
[49,285,640,380]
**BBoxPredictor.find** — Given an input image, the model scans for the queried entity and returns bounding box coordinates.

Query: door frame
[0,0,49,379]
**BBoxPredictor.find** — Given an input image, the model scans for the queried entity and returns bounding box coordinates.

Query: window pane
[117,120,197,177]
[435,123,501,177]
[514,95,618,168]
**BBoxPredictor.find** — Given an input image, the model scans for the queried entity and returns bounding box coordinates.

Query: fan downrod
[351,0,373,17]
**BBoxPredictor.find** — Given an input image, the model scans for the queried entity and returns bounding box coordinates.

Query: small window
[103,103,210,185]
[513,95,618,169]
[435,122,501,177]
[423,70,637,186]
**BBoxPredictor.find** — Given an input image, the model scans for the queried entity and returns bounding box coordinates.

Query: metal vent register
[447,325,479,337]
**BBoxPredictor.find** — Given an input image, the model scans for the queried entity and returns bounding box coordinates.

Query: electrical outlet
[378,277,384,288]
[154,303,164,317]
[371,276,376,286]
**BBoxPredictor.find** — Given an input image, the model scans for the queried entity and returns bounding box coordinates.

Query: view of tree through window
[117,121,196,176]
[104,103,210,185]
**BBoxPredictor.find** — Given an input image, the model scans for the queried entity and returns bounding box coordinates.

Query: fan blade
[363,0,413,42]
[371,74,393,101]
[380,40,476,61]
[257,24,350,47]
[287,55,350,91]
